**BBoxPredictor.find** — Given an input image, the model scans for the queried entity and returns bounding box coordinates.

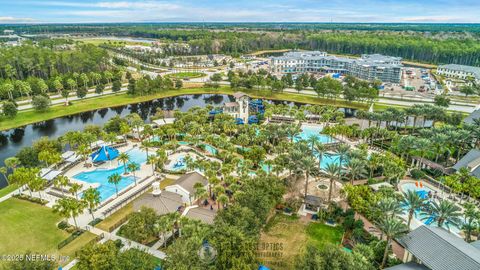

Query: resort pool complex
[400,182,462,234]
[74,148,148,202]
[294,125,334,144]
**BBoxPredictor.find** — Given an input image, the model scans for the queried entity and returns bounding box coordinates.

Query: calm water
[0,94,355,188]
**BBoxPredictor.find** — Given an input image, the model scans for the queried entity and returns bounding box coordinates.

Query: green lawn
[0,198,69,257]
[0,184,18,199]
[259,214,345,270]
[166,72,206,79]
[0,198,101,267]
[306,222,344,248]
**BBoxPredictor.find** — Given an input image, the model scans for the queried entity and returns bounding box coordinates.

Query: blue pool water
[317,153,342,169]
[203,144,218,155]
[167,155,187,171]
[400,182,462,234]
[74,148,148,202]
[294,125,334,144]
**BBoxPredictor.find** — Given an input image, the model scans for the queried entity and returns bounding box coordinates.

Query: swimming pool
[317,153,342,170]
[202,144,218,155]
[399,182,462,234]
[166,155,188,171]
[74,148,148,202]
[294,125,334,144]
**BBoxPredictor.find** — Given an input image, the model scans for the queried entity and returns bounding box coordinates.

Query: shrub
[2,101,17,118]
[409,168,425,180]
[57,221,69,230]
[31,95,51,112]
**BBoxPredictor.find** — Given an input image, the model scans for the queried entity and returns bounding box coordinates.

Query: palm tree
[423,199,462,230]
[218,194,229,209]
[313,141,326,169]
[377,217,408,269]
[462,202,480,242]
[147,155,158,176]
[402,190,426,229]
[301,157,317,199]
[108,173,122,197]
[377,197,404,219]
[53,175,69,197]
[69,182,83,199]
[127,162,140,185]
[118,152,130,174]
[346,158,366,185]
[82,187,101,220]
[53,197,85,229]
[336,144,350,168]
[325,163,340,204]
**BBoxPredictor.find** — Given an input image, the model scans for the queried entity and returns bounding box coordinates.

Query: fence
[58,230,84,249]
[107,214,131,233]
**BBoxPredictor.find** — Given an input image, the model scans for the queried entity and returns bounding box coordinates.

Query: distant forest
[1,23,480,66]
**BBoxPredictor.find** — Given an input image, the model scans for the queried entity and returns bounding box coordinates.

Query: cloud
[0,16,37,23]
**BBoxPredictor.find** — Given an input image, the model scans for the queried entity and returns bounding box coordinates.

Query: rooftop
[133,191,183,216]
[399,226,480,270]
[463,108,480,125]
[184,207,216,224]
[438,64,480,79]
[175,172,208,194]
[453,149,480,178]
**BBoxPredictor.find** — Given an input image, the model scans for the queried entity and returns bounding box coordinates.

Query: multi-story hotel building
[270,51,402,83]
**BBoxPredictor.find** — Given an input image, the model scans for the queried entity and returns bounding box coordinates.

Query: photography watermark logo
[198,240,216,263]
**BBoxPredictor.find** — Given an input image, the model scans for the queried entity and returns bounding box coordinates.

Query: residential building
[452,149,480,178]
[388,225,480,270]
[270,51,402,83]
[437,64,480,84]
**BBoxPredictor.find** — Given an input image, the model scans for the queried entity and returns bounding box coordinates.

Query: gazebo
[90,145,119,163]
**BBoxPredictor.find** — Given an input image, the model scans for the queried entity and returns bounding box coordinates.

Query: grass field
[0,198,106,267]
[259,214,344,270]
[0,198,69,261]
[166,72,206,79]
[0,184,18,199]
[0,86,374,131]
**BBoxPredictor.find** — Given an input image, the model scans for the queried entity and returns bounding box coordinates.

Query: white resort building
[270,51,403,83]
[223,92,250,123]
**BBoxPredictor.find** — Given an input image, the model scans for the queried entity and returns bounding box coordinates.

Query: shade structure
[258,266,270,270]
[90,145,120,163]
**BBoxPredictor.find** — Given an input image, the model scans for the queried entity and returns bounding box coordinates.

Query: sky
[0,0,479,24]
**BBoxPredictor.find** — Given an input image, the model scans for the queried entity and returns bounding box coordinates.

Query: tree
[325,163,340,204]
[118,152,130,174]
[127,162,140,185]
[402,190,426,228]
[3,256,57,270]
[31,95,51,112]
[434,94,451,107]
[108,173,122,197]
[95,83,105,94]
[377,217,408,269]
[175,79,183,89]
[76,86,88,99]
[459,85,476,97]
[53,197,85,229]
[346,158,366,185]
[295,244,374,270]
[301,157,317,199]
[53,175,69,197]
[2,101,17,118]
[423,199,462,230]
[69,182,83,199]
[82,187,101,220]
[112,79,122,92]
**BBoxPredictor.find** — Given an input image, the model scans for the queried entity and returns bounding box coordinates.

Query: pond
[0,94,356,188]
